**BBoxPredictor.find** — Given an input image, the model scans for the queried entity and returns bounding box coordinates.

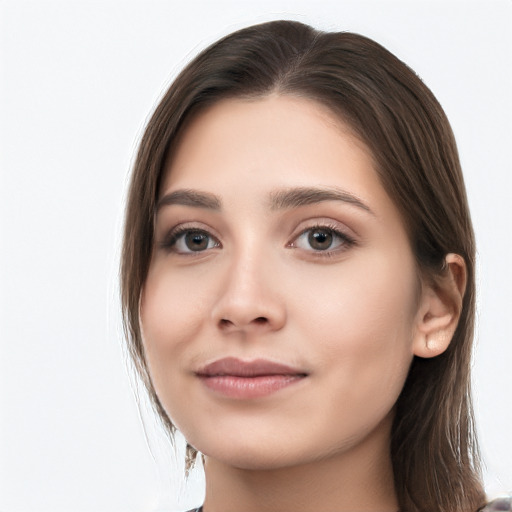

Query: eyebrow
[156,189,222,212]
[155,186,373,215]
[269,187,373,214]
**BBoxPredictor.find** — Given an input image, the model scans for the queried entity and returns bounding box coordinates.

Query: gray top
[482,497,512,511]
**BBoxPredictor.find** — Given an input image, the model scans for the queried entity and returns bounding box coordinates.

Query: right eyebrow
[156,189,222,212]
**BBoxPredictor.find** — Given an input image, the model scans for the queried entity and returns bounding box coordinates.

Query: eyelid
[156,218,357,256]
[287,220,357,255]
[288,217,357,241]
[158,222,222,254]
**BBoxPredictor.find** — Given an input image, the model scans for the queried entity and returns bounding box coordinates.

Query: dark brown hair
[121,20,485,512]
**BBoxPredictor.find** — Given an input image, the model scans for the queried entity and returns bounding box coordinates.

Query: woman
[121,20,508,512]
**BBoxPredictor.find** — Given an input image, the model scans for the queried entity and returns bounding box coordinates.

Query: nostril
[218,317,269,328]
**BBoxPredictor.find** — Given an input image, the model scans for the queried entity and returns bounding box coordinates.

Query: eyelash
[288,223,356,257]
[159,223,356,256]
[159,225,221,254]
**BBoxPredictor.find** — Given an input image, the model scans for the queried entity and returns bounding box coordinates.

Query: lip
[196,357,308,399]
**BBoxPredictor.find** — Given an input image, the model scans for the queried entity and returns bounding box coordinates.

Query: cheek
[141,256,219,336]
[297,250,417,334]
[139,265,211,394]
[292,250,418,396]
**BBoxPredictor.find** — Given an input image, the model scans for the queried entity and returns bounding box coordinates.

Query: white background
[0,1,511,511]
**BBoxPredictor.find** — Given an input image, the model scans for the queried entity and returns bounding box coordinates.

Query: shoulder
[480,496,512,511]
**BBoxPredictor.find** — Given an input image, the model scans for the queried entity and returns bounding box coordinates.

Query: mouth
[195,357,308,399]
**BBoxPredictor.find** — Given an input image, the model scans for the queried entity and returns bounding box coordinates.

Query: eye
[162,228,220,254]
[291,225,354,253]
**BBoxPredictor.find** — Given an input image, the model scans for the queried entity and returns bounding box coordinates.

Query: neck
[202,414,398,512]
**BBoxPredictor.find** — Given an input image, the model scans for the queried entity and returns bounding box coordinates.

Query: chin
[191,428,350,473]
[189,429,311,471]
[204,447,306,471]
[188,407,396,474]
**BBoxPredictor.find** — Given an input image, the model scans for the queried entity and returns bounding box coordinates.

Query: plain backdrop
[0,1,511,511]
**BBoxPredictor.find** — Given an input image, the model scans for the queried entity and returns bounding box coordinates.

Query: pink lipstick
[196,357,307,399]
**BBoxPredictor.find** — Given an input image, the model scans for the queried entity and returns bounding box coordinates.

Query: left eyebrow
[269,187,374,214]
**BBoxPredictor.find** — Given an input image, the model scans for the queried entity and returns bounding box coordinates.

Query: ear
[413,253,467,358]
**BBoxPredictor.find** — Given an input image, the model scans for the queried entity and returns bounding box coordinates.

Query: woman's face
[141,95,425,470]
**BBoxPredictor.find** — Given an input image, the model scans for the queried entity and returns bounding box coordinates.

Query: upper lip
[196,357,307,377]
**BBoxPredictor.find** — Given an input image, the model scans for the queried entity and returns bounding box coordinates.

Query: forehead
[160,95,389,214]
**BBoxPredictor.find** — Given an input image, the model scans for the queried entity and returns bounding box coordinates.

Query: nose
[210,251,286,334]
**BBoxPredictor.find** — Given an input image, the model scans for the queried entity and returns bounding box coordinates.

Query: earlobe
[413,253,466,359]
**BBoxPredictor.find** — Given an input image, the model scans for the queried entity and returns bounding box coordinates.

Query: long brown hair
[121,20,485,512]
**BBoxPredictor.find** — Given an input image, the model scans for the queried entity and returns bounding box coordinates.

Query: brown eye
[163,228,220,254]
[308,229,333,250]
[291,225,355,254]
[184,231,211,251]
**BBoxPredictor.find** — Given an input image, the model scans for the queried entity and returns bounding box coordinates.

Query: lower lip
[198,374,305,399]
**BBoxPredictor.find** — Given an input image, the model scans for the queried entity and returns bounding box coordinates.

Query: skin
[140,95,464,512]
